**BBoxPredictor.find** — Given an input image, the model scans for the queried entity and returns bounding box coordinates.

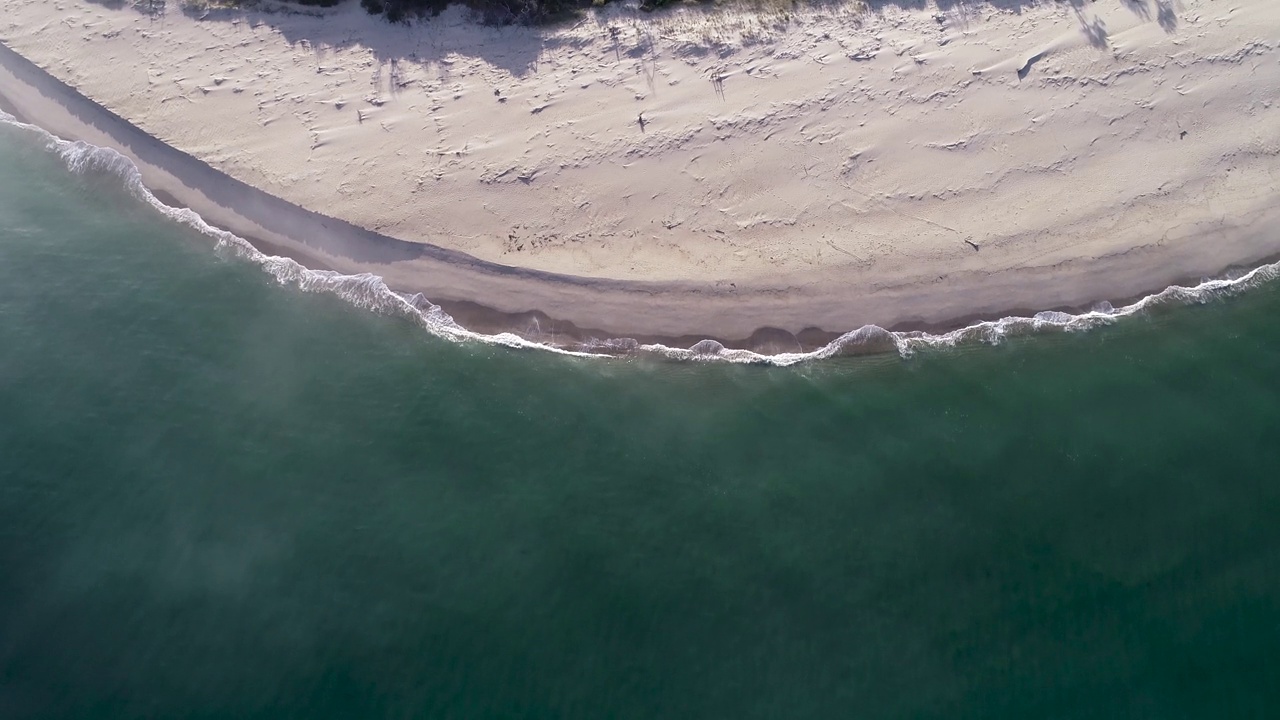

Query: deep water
[2,125,1279,719]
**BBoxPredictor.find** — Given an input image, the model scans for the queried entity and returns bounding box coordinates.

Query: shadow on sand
[89,0,1181,82]
[94,0,560,78]
[866,0,1178,29]
[865,0,1178,50]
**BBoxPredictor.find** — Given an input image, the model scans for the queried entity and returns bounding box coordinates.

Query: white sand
[2,0,1279,342]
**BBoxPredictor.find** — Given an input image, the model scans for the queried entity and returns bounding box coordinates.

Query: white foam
[3,110,1276,366]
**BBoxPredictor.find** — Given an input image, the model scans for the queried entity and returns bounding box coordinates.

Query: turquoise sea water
[2,122,1279,718]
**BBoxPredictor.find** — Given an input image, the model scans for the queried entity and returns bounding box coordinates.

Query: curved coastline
[2,36,1280,359]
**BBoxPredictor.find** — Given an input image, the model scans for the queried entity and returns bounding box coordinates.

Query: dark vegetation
[289,0,708,25]
[361,0,588,24]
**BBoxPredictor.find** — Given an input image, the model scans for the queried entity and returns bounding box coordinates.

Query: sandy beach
[1,0,1278,349]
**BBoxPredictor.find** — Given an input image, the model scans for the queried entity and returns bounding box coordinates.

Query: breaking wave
[4,110,1277,366]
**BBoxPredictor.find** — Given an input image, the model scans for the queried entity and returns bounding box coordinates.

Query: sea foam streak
[3,110,1276,366]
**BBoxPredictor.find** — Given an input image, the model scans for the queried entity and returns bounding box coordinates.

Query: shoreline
[2,0,1279,354]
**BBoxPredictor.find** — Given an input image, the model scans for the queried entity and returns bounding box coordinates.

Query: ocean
[1,118,1278,718]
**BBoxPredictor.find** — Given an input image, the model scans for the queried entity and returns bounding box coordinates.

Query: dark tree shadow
[863,0,1059,13]
[1122,0,1151,21]
[91,0,1176,82]
[88,0,166,12]
[1155,0,1178,32]
[866,0,1135,50]
[1119,0,1178,32]
[1070,2,1108,48]
[167,0,558,79]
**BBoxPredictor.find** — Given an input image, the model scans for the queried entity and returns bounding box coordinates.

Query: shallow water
[2,124,1279,718]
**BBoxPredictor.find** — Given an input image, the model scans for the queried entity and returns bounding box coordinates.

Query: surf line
[5,111,1280,364]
